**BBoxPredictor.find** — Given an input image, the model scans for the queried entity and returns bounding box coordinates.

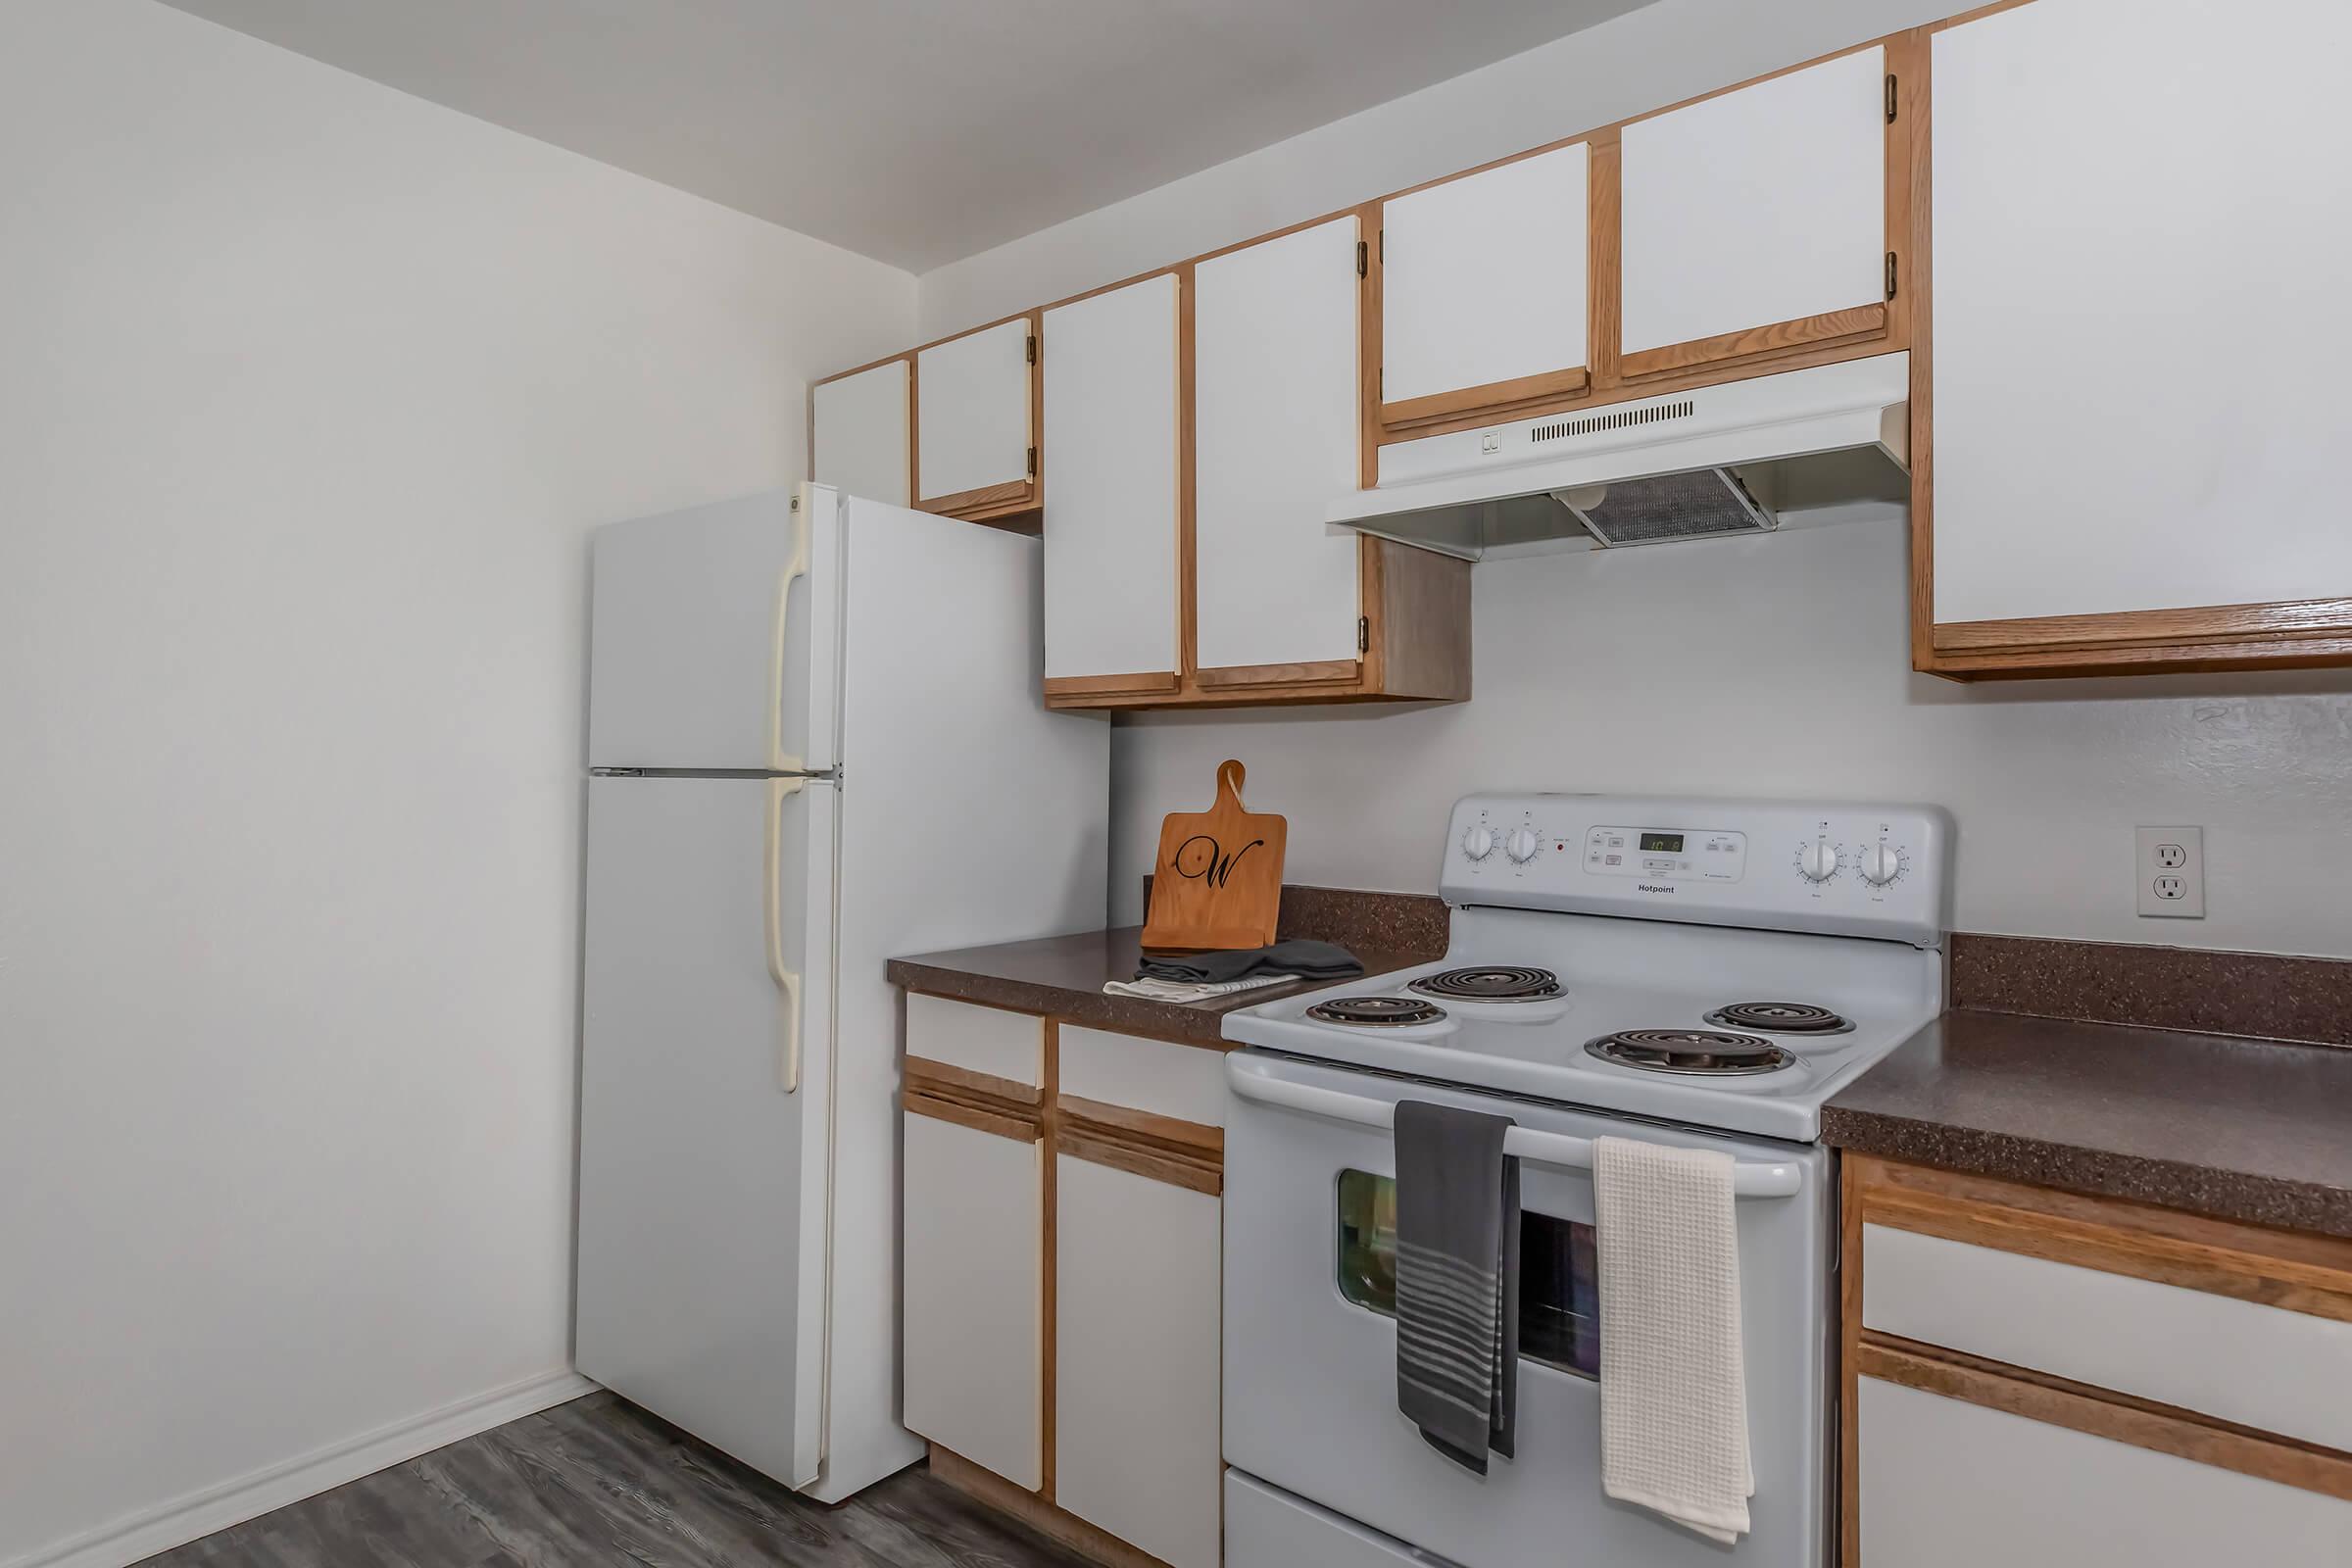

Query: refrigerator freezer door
[577,773,835,1488]
[587,488,839,772]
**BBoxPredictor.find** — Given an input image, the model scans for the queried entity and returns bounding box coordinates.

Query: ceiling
[159,0,1650,272]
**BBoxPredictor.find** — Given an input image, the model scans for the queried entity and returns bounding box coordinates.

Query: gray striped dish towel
[1394,1100,1520,1475]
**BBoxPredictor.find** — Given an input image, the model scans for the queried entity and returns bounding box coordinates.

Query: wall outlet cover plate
[2134,825,2205,918]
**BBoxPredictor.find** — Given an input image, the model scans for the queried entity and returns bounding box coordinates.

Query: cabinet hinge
[1886,74,1898,122]
[1355,240,1368,279]
[1026,445,1038,477]
[1025,332,1037,366]
[1357,615,1370,655]
[1886,251,1899,301]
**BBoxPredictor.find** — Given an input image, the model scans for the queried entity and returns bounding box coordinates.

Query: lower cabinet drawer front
[903,1110,1043,1490]
[906,993,1044,1087]
[1057,1024,1228,1126]
[1862,1221,2352,1452]
[1859,1377,2352,1565]
[1225,1470,1453,1568]
[1056,1154,1222,1568]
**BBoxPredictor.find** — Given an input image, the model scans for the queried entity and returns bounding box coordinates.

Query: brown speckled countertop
[887,884,1449,1049]
[1823,1009,2352,1240]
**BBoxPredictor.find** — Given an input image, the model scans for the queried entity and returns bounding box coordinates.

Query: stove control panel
[1582,825,1747,881]
[1442,793,1952,949]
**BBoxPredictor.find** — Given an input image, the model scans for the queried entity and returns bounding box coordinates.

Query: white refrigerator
[576,483,1108,1502]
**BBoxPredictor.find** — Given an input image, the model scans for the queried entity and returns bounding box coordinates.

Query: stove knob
[1505,827,1542,864]
[1462,825,1496,861]
[1858,842,1903,886]
[1797,837,1841,882]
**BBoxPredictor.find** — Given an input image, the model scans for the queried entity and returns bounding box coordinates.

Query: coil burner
[1703,1001,1853,1035]
[1585,1029,1796,1075]
[1304,996,1449,1028]
[1408,965,1564,1004]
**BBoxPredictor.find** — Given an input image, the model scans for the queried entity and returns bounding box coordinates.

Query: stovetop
[1222,906,1943,1143]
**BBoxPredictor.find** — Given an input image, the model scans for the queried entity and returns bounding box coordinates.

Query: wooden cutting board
[1141,759,1287,953]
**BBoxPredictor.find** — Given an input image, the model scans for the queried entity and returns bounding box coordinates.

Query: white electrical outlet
[2134,826,2205,918]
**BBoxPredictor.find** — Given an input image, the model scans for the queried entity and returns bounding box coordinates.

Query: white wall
[0,4,913,1565]
[917,0,2352,960]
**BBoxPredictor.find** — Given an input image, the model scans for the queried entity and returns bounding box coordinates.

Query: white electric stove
[1218,793,1951,1568]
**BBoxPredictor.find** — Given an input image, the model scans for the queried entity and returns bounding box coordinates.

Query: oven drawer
[1226,1470,1460,1568]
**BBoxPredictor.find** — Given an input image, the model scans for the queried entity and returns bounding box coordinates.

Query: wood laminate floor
[136,1393,1094,1567]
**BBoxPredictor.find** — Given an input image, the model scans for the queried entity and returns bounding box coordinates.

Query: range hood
[1330,352,1910,560]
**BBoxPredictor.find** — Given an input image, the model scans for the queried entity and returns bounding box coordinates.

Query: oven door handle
[1227,1062,1804,1199]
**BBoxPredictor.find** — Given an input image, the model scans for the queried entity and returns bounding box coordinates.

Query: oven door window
[1336,1168,1600,1380]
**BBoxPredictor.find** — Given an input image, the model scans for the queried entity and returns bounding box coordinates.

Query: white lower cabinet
[902,1108,1043,1491]
[1054,1152,1223,1568]
[1859,1377,2352,1565]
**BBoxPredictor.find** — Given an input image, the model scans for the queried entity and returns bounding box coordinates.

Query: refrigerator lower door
[577,772,835,1488]
[586,486,841,773]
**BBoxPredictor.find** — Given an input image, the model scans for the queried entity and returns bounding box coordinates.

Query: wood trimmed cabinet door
[810,357,911,507]
[901,1102,1045,1491]
[915,315,1041,525]
[1374,142,1592,435]
[1618,45,1891,381]
[1841,1155,2352,1565]
[1918,0,2352,677]
[1041,274,1184,701]
[1193,216,1371,690]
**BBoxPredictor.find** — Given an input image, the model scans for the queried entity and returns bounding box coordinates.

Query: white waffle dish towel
[1593,1135,1754,1544]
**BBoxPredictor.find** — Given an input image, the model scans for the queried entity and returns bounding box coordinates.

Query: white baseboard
[4,1368,601,1568]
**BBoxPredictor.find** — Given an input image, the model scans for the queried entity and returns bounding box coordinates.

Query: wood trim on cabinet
[929,1445,1174,1568]
[1933,599,2352,655]
[905,1056,1044,1111]
[1355,205,1382,490]
[1379,367,1590,432]
[1043,670,1181,698]
[1851,1154,2352,1324]
[1620,303,1890,382]
[1588,133,1624,396]
[1056,1131,1223,1198]
[1056,1095,1223,1162]
[1192,658,1359,690]
[1900,23,1937,673]
[1176,263,1200,684]
[1040,1021,1060,1501]
[919,478,1034,517]
[1859,1333,2352,1504]
[903,1088,1039,1144]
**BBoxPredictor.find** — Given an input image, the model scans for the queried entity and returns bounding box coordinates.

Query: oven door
[1223,1050,1836,1568]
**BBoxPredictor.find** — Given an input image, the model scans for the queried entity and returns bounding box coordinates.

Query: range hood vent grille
[1555,467,1777,548]
[1533,399,1696,444]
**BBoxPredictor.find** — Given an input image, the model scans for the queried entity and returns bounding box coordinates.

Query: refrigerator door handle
[766,774,807,1093]
[768,491,812,774]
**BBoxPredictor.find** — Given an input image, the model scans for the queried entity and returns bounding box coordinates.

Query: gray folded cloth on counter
[1394,1099,1521,1476]
[1135,939,1363,984]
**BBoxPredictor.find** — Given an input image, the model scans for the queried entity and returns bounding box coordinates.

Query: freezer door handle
[766,775,807,1093]
[768,492,812,773]
[1226,1057,1803,1198]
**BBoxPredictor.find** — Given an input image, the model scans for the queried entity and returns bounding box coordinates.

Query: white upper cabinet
[1621,46,1886,358]
[1195,218,1363,675]
[1381,143,1590,412]
[810,359,908,507]
[916,317,1033,505]
[1041,274,1181,685]
[1931,0,2352,627]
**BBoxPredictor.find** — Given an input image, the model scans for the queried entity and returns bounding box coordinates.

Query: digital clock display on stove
[1639,832,1685,853]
